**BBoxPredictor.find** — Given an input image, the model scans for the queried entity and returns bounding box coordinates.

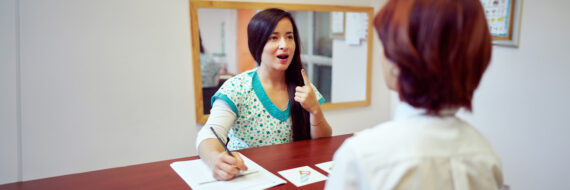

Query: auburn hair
[374,0,492,114]
[248,8,310,141]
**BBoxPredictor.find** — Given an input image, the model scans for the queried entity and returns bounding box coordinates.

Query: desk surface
[0,134,352,190]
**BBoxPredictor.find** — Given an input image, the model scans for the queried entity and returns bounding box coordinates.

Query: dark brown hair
[374,0,492,114]
[248,8,310,141]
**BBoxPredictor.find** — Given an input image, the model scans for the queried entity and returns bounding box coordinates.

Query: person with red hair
[326,0,504,189]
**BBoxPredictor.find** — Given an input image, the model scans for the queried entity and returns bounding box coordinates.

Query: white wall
[0,0,392,183]
[0,0,21,185]
[14,0,197,181]
[456,1,570,189]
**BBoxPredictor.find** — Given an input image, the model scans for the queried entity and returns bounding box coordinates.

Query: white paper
[277,166,328,187]
[345,12,369,45]
[360,13,369,40]
[315,161,334,174]
[345,12,361,45]
[331,12,344,34]
[170,154,286,190]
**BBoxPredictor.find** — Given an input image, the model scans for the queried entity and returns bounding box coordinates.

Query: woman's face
[260,18,296,72]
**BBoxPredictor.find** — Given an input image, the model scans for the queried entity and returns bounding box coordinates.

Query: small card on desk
[170,153,286,190]
[277,166,328,187]
[315,161,334,173]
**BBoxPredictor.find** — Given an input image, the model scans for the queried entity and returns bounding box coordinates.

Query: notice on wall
[345,12,368,45]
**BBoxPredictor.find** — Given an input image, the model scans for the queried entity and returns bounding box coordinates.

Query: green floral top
[211,68,325,150]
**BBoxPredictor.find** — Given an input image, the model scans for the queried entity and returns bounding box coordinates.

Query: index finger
[233,153,248,171]
[222,152,248,171]
[301,69,310,87]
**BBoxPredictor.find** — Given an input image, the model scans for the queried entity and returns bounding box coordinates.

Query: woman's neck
[257,65,287,89]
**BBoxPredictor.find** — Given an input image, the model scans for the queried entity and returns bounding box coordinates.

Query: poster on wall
[480,0,523,47]
[331,12,345,36]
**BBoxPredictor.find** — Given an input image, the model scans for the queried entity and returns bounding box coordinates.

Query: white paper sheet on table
[170,154,286,190]
[277,166,327,187]
[315,161,334,174]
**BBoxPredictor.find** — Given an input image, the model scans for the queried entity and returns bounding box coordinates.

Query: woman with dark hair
[326,0,504,189]
[196,8,332,181]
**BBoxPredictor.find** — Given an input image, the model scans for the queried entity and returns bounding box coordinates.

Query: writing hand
[294,69,320,115]
[212,152,248,181]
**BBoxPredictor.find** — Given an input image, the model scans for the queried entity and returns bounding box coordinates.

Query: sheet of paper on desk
[315,161,334,174]
[170,154,286,190]
[277,166,327,187]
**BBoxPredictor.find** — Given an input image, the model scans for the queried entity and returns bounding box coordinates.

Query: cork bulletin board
[481,0,523,47]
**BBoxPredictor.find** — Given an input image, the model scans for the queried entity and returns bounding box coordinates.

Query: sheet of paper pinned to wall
[345,12,368,45]
[170,154,286,190]
[331,12,345,34]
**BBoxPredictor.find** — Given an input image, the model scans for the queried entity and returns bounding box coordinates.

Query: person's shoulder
[342,122,401,151]
[238,68,257,78]
[340,119,428,161]
[215,69,257,105]
[224,69,255,83]
[453,119,501,155]
[220,69,255,87]
[350,120,410,142]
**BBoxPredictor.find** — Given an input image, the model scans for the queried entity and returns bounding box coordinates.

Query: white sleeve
[325,140,365,190]
[195,99,238,151]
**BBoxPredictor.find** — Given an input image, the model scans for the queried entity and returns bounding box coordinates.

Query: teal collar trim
[251,70,290,121]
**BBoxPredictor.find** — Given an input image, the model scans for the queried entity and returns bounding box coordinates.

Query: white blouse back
[325,103,503,190]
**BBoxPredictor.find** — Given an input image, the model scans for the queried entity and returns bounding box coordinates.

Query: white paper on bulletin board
[331,12,344,34]
[345,12,368,45]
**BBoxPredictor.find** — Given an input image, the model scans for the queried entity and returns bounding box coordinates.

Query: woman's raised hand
[294,69,320,115]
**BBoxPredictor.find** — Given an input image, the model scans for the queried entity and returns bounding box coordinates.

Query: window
[292,11,333,102]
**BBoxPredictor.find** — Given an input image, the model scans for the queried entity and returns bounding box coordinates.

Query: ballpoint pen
[210,127,234,157]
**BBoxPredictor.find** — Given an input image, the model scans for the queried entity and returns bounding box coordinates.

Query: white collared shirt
[325,103,504,190]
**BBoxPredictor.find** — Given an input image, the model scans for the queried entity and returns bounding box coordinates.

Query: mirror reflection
[193,2,372,120]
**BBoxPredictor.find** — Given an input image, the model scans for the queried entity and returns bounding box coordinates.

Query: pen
[210,127,234,157]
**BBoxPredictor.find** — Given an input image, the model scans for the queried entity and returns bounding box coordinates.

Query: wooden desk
[0,134,352,190]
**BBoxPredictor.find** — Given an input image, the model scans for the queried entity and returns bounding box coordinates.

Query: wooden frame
[190,0,374,123]
[481,0,523,47]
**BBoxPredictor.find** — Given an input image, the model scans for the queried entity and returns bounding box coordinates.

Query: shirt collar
[393,102,459,120]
